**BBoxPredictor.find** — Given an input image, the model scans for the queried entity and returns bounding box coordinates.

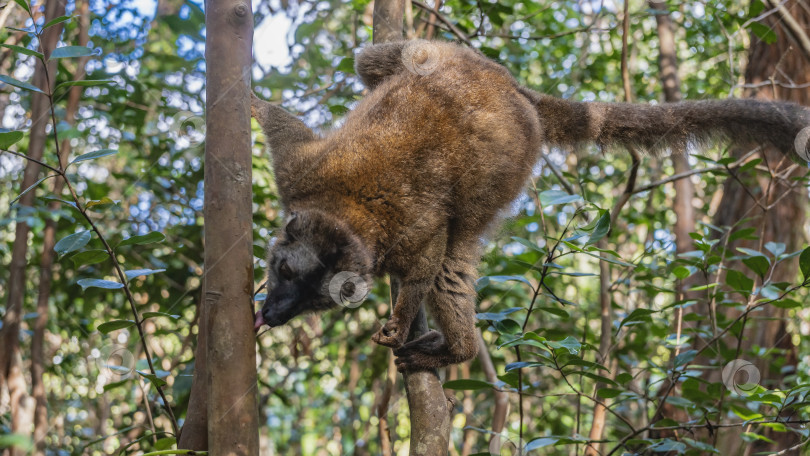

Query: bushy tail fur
[519,88,810,160]
[355,40,810,161]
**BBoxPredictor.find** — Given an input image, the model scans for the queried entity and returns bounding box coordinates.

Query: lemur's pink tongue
[254,310,266,332]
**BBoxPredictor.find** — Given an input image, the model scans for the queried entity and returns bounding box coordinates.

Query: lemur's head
[254,210,374,330]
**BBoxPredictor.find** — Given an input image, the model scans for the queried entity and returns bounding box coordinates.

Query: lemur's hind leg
[394,253,479,372]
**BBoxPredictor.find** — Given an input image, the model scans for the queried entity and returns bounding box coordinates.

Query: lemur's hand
[372,317,408,348]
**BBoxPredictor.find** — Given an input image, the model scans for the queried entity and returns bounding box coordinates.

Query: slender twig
[410,0,471,45]
[31,25,179,436]
[0,148,62,173]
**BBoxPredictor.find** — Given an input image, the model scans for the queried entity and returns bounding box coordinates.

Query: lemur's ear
[284,212,300,237]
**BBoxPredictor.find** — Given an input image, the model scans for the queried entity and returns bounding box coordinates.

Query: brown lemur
[251,40,810,372]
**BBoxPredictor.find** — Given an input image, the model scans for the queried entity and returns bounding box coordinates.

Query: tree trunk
[30,3,88,454]
[370,2,453,452]
[712,1,808,453]
[202,0,259,453]
[0,0,66,452]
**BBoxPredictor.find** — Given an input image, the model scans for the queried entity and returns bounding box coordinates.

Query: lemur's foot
[372,317,409,348]
[393,331,445,372]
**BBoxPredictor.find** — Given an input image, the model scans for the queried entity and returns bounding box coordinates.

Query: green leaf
[70,249,109,266]
[442,379,491,390]
[142,311,180,320]
[77,278,124,290]
[726,269,754,292]
[596,388,622,399]
[118,231,165,247]
[615,372,633,385]
[0,44,43,60]
[54,79,115,93]
[587,210,611,245]
[336,57,355,74]
[538,189,582,206]
[672,266,692,280]
[328,104,349,115]
[70,148,117,164]
[97,320,135,334]
[85,197,117,209]
[0,433,33,452]
[493,318,522,335]
[102,379,129,391]
[765,242,786,257]
[124,268,165,280]
[619,308,655,329]
[54,230,91,257]
[0,130,24,149]
[649,439,688,453]
[525,437,559,450]
[0,74,44,93]
[800,246,810,280]
[475,307,521,322]
[42,15,72,30]
[730,227,757,242]
[742,256,770,278]
[475,275,533,291]
[577,371,619,386]
[511,236,546,253]
[505,361,543,371]
[537,306,569,318]
[49,45,97,59]
[674,349,698,367]
[10,174,58,206]
[12,0,32,15]
[750,22,777,44]
[154,437,177,451]
[548,336,581,354]
[137,371,168,388]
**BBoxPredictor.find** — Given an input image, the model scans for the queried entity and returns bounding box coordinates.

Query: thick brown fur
[252,40,810,371]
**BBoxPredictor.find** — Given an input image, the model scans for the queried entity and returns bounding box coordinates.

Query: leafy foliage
[0,0,809,454]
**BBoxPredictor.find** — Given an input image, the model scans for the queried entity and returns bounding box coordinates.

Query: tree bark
[712,1,808,453]
[202,0,259,453]
[30,3,88,454]
[0,0,66,452]
[177,298,209,450]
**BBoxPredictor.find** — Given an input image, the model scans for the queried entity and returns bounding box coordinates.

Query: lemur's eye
[278,260,294,280]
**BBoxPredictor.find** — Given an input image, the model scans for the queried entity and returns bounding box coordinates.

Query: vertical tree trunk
[370,4,453,452]
[30,3,88,454]
[712,1,808,453]
[0,0,66,452]
[202,0,259,453]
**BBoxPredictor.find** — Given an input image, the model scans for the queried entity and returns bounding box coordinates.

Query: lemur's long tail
[519,88,810,161]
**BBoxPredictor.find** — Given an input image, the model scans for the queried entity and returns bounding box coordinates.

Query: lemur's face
[254,211,374,330]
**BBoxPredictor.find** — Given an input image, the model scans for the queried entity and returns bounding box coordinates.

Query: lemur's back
[325,41,541,236]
